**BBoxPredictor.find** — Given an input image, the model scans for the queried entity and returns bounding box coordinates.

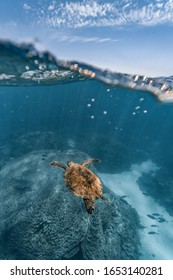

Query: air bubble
[144,110,148,113]
[91,115,94,119]
[25,66,30,70]
[135,106,140,110]
[39,65,45,71]
[91,98,95,102]
[103,111,107,115]
[87,104,91,107]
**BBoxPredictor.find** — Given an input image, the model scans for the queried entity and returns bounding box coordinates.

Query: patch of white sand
[99,160,173,260]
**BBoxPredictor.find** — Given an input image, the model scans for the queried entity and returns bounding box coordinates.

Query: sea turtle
[50,159,110,214]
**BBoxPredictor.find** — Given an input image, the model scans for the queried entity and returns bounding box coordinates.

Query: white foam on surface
[99,160,173,260]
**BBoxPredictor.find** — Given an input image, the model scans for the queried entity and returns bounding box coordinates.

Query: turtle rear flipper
[81,159,101,167]
[50,161,67,170]
[83,198,95,214]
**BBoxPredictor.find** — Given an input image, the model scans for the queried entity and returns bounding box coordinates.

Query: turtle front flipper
[83,198,95,214]
[50,161,67,170]
[81,159,101,167]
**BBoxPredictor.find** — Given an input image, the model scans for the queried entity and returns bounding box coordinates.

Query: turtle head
[67,161,74,167]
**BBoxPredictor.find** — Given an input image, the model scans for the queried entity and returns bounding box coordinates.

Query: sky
[0,0,173,77]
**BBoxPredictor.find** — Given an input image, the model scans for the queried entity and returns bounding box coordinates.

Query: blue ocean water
[0,41,173,260]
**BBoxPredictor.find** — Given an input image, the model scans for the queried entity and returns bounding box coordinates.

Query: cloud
[25,0,173,28]
[52,34,119,43]
[23,3,32,11]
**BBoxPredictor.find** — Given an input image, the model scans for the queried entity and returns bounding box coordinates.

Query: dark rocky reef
[1,130,147,174]
[0,150,140,259]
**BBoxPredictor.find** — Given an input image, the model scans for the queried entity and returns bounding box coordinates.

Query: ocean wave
[0,40,173,103]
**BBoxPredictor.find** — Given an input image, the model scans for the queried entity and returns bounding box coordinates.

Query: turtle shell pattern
[64,162,103,200]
